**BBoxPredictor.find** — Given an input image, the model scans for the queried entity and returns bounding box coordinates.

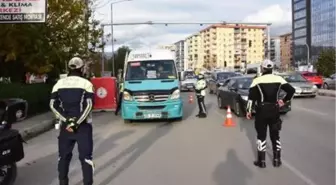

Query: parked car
[208,72,240,95]
[0,100,25,185]
[0,99,28,123]
[300,71,323,88]
[323,73,336,89]
[217,75,291,117]
[277,72,318,98]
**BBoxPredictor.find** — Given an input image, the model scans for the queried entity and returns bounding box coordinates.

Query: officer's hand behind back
[278,99,285,107]
[246,112,252,120]
[65,117,79,132]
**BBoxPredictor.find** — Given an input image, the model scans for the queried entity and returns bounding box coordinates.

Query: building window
[294,28,306,38]
[294,19,306,29]
[294,1,306,11]
[294,37,306,45]
[294,9,306,20]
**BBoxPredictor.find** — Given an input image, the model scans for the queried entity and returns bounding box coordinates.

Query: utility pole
[110,3,115,76]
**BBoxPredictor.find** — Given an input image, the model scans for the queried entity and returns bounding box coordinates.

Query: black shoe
[59,180,69,185]
[254,151,266,168]
[115,112,118,116]
[273,150,282,167]
[198,113,207,118]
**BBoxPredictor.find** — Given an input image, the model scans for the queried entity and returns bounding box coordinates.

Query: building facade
[270,37,281,65]
[291,0,311,66]
[199,24,266,70]
[174,40,188,72]
[280,33,293,69]
[310,0,336,62]
[185,33,204,69]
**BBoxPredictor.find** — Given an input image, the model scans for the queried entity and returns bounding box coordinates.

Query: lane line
[281,160,317,185]
[292,106,329,116]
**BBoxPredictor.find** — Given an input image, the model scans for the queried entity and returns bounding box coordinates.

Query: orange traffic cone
[223,106,235,127]
[188,94,193,103]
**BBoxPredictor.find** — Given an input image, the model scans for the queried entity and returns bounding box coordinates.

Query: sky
[93,0,292,51]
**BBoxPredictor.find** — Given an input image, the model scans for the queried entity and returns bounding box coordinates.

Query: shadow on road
[76,122,173,185]
[16,129,135,185]
[213,149,252,185]
[238,118,257,159]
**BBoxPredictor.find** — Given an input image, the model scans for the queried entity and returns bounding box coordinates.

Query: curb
[19,119,55,141]
[317,90,336,97]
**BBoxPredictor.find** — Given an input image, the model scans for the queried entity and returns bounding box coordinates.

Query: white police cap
[261,59,274,69]
[68,57,84,69]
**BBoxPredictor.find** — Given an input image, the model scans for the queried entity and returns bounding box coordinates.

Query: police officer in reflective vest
[115,80,124,115]
[50,57,95,185]
[246,59,295,168]
[195,72,207,118]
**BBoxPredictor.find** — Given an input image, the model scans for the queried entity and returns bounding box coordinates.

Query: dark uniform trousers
[58,123,93,185]
[254,102,281,166]
[115,92,123,114]
[255,103,281,150]
[197,95,206,115]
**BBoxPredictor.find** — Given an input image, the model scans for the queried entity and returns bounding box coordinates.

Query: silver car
[277,72,318,97]
[180,77,197,91]
[323,74,336,89]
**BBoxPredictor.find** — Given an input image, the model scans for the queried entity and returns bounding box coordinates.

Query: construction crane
[99,21,272,75]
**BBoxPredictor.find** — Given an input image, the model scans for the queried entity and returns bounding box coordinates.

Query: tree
[315,49,335,77]
[0,0,104,79]
[107,46,131,76]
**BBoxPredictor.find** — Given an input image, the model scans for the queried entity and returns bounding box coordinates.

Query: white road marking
[214,107,318,185]
[293,106,329,116]
[282,160,318,185]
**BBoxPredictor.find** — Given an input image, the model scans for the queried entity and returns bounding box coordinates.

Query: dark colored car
[0,99,28,123]
[217,75,291,117]
[208,72,241,95]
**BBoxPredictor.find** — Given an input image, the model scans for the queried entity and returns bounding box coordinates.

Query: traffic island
[317,89,336,97]
[12,112,55,141]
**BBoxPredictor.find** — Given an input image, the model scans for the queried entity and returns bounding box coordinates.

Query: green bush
[0,83,53,116]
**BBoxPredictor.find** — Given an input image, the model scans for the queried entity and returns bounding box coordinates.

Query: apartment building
[270,37,281,65]
[185,33,204,69]
[280,33,293,69]
[199,24,266,69]
[174,40,188,72]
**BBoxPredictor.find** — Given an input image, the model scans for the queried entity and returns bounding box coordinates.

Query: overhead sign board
[0,0,47,23]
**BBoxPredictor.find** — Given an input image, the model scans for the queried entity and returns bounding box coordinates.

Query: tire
[323,83,329,89]
[0,163,17,185]
[174,117,183,122]
[14,109,24,122]
[124,120,132,124]
[310,95,316,98]
[217,96,225,109]
[234,100,244,117]
[208,88,213,94]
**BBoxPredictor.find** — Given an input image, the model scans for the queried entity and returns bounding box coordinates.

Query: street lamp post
[305,43,310,66]
[110,0,132,77]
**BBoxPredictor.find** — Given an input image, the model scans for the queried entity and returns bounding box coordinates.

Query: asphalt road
[16,93,335,185]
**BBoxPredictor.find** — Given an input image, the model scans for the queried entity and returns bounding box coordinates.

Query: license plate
[187,86,193,88]
[144,113,162,119]
[303,89,311,92]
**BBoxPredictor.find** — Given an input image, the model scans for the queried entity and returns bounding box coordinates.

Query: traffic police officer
[50,57,95,185]
[246,59,295,168]
[115,79,124,115]
[195,72,207,118]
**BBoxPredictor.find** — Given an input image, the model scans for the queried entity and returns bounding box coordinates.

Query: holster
[272,118,282,131]
[256,102,282,131]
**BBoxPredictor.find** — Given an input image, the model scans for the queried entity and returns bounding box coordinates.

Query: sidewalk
[12,112,55,140]
[318,89,336,97]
